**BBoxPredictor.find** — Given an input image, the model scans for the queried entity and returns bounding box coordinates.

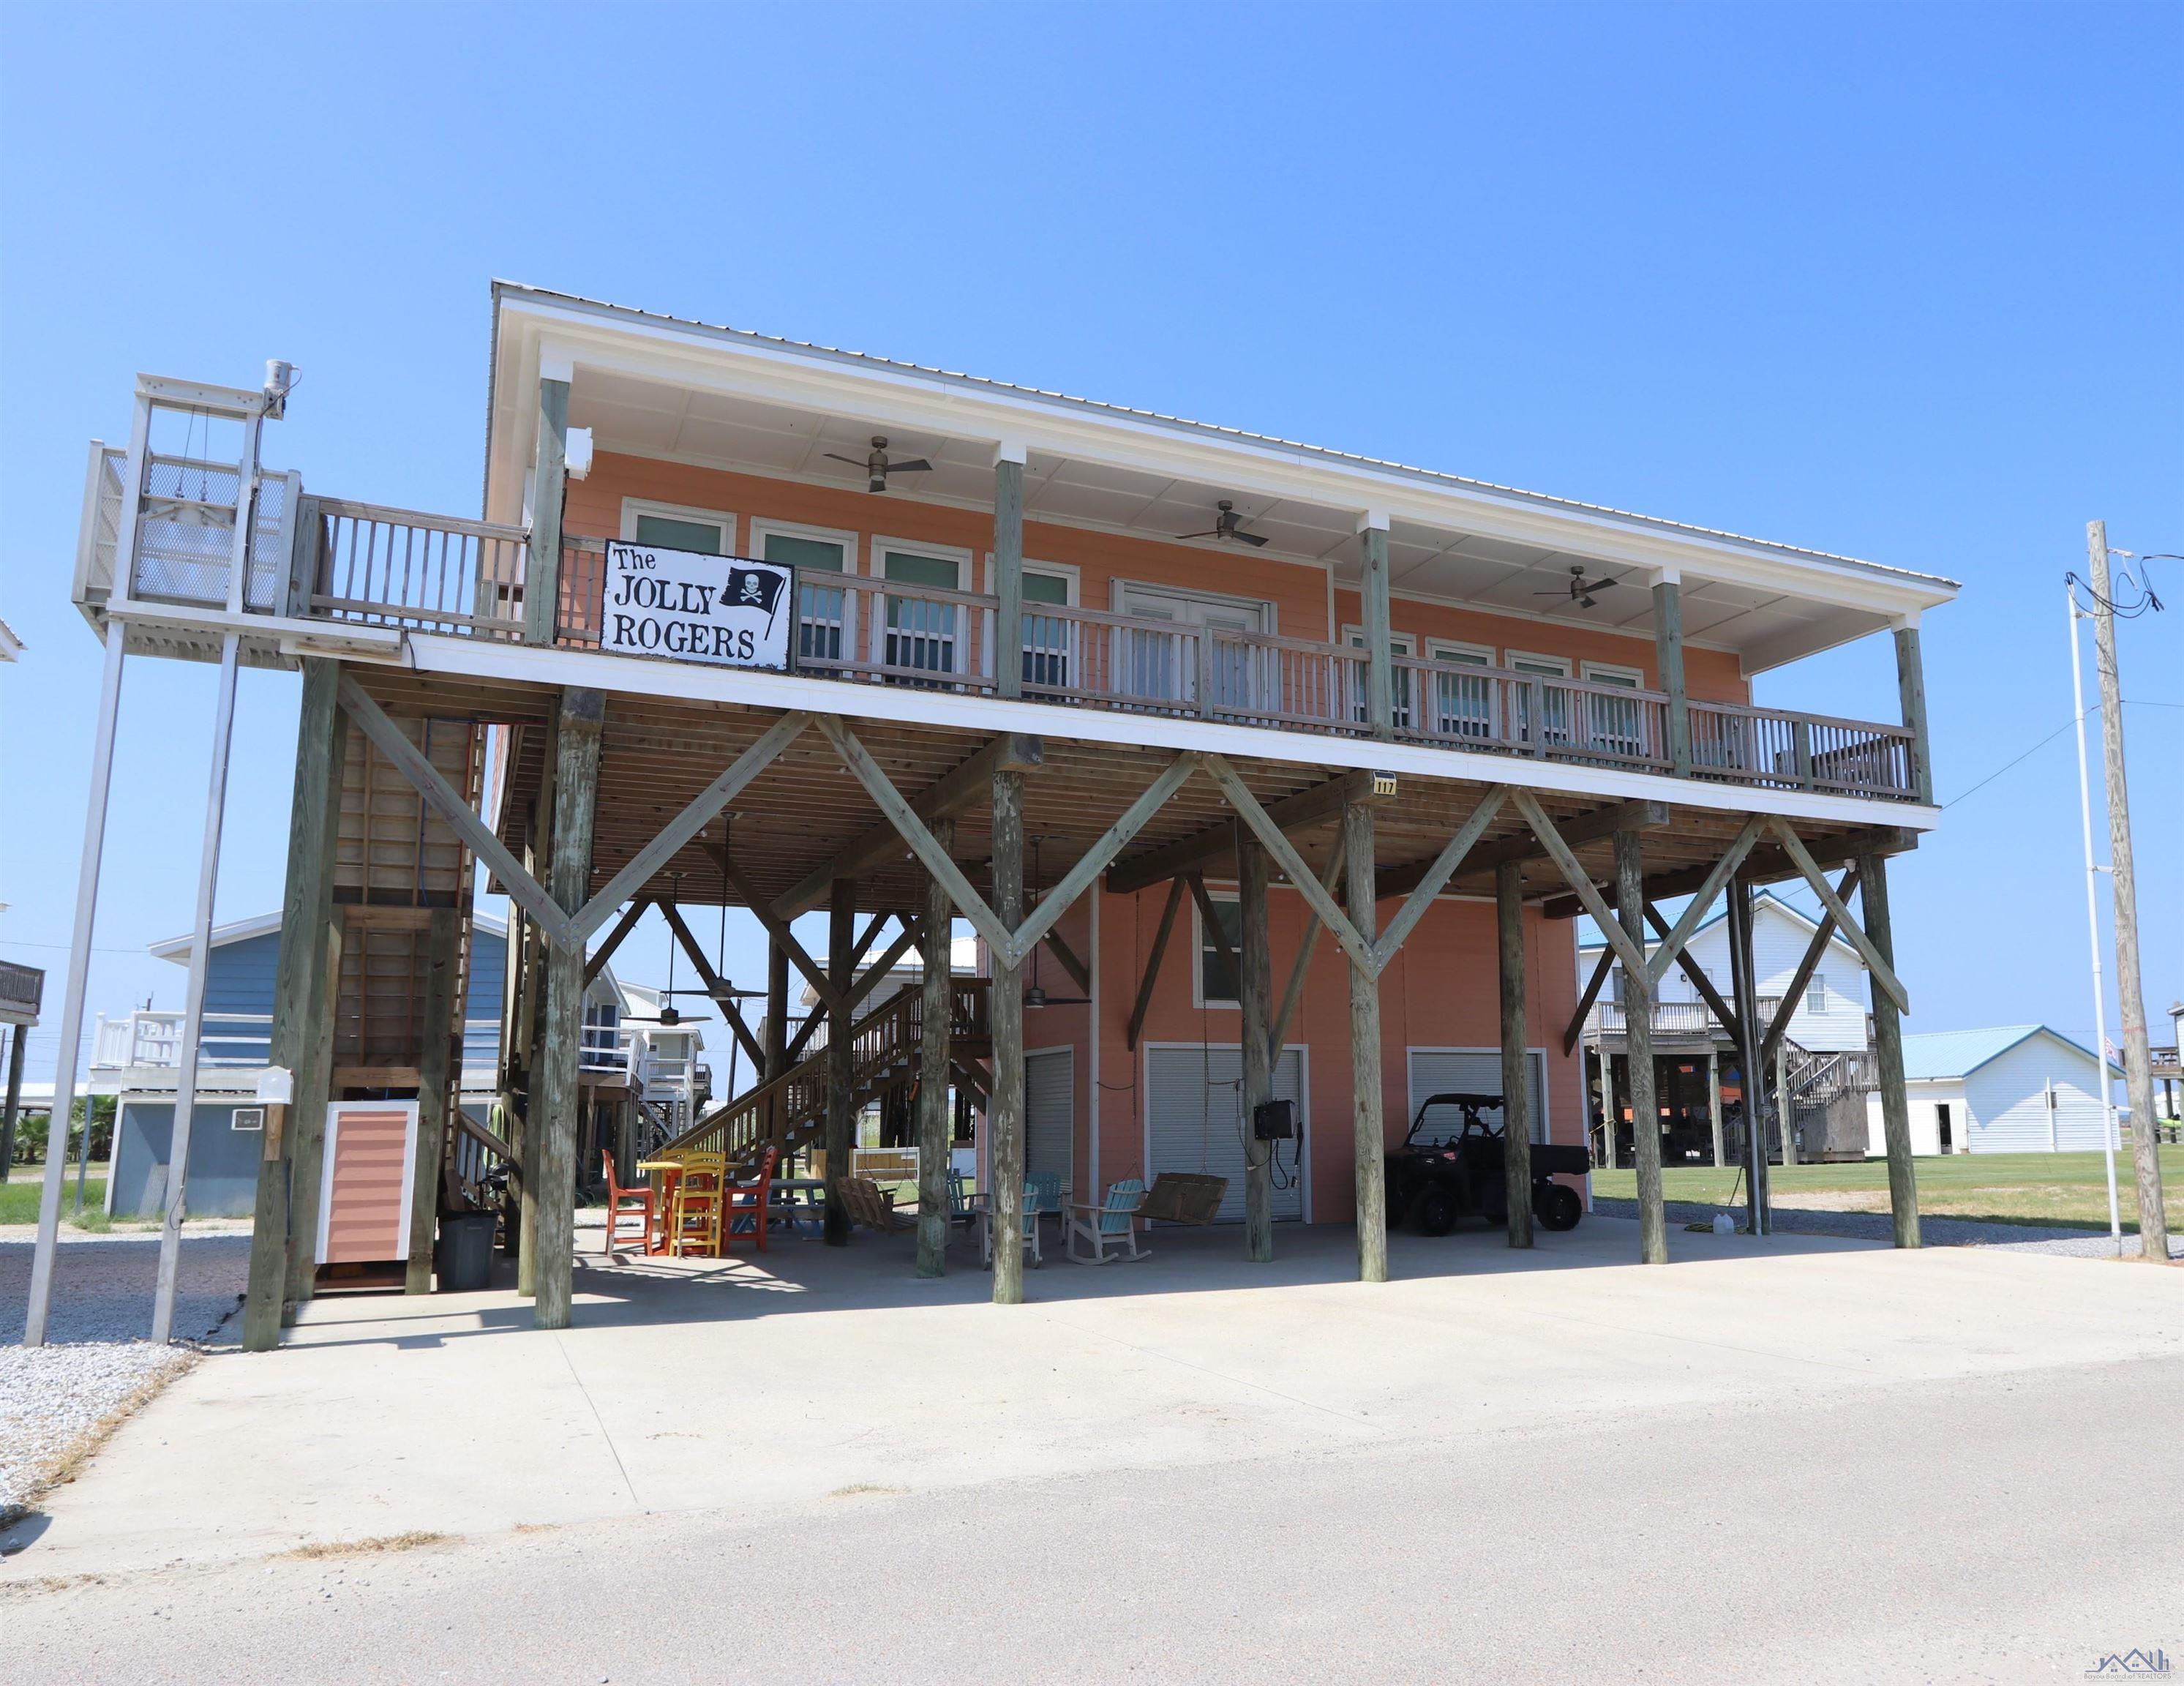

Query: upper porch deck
[72,449,1927,812]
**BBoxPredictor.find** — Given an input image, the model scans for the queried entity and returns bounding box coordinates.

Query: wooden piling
[989,769,1027,1305]
[245,659,345,1350]
[1616,829,1667,1264]
[1497,860,1534,1248]
[1858,852,1920,1248]
[916,820,956,1278]
[1343,795,1387,1283]
[823,877,857,1246]
[1237,825,1275,1262]
[405,908,461,1295]
[533,689,603,1330]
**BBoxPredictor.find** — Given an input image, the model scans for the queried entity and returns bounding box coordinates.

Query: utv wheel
[1385,1194,1410,1234]
[1414,1185,1457,1237]
[1534,1182,1582,1232]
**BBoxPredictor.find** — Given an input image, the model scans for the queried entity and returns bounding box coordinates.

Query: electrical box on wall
[1253,1099,1296,1141]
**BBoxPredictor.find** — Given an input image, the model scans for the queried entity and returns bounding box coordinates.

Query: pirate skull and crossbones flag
[724,564,787,625]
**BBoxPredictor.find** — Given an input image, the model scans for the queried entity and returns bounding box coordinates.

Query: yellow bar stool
[670,1152,727,1257]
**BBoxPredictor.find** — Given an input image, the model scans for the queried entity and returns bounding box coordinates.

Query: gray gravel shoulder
[1591,1194,2184,1257]
[1,1234,249,1522]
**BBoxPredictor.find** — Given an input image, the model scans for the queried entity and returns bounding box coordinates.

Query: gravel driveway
[1,1234,250,1521]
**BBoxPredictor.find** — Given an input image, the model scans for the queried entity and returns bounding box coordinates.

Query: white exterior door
[1025,1047,1074,1184]
[1146,1045,1305,1223]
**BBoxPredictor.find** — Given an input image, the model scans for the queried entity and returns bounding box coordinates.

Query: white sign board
[600,541,794,670]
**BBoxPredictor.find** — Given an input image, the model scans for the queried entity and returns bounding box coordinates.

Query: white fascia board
[405,631,1940,833]
[490,296,1959,623]
[149,910,286,962]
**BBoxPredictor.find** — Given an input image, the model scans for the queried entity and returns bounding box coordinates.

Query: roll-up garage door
[1146,1045,1305,1223]
[1405,1049,1547,1145]
[1025,1048,1074,1184]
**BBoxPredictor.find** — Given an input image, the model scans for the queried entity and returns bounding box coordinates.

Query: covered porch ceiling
[487,284,1959,677]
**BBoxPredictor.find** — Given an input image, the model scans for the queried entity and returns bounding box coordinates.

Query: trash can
[434,1211,498,1292]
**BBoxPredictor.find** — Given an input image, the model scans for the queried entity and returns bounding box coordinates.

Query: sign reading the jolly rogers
[599,541,793,670]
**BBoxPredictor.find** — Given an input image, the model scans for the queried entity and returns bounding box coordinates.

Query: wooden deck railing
[299,514,1921,802]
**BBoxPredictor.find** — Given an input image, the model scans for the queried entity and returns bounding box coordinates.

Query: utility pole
[2084,520,2170,1264]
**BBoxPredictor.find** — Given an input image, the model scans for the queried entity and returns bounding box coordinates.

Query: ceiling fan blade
[886,457,933,474]
[1174,529,1222,541]
[1532,588,1574,595]
[1234,529,1269,547]
[1587,576,1619,590]
[822,452,869,468]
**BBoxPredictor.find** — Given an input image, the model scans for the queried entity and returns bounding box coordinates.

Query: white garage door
[1026,1048,1074,1184]
[1406,1049,1547,1146]
[1147,1045,1305,1223]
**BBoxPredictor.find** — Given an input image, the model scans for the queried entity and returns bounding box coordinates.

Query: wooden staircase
[661,978,989,1174]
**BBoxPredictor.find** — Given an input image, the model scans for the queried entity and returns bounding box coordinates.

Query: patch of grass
[282,1530,449,1559]
[1591,1146,2184,1232]
[0,1169,110,1227]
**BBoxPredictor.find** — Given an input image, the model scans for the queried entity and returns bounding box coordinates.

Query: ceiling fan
[1176,499,1269,548]
[1023,837,1089,1008]
[825,435,933,494]
[1536,563,1621,610]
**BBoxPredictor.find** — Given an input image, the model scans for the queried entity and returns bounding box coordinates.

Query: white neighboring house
[1579,891,1872,1054]
[1866,1025,2122,1157]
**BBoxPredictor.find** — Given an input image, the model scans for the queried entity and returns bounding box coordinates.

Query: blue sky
[1,2,2177,1084]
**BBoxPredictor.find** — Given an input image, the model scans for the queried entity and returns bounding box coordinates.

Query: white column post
[151,631,243,1344]
[23,620,129,1346]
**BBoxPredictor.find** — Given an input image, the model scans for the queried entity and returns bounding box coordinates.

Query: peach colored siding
[320,1105,413,1264]
[566,451,1738,700]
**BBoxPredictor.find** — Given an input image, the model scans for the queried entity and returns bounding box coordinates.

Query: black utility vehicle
[1386,1092,1588,1235]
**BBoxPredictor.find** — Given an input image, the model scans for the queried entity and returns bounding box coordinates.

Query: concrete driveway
[4,1217,2178,1681]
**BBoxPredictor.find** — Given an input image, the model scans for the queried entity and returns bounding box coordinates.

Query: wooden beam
[1202,756,1378,978]
[1040,926,1091,997]
[1361,522,1394,738]
[1509,790,1649,981]
[1106,768,1386,896]
[1643,904,1744,1050]
[1654,580,1691,777]
[1005,755,1198,967]
[1125,877,1187,1053]
[773,733,1043,919]
[702,833,840,1011]
[569,711,810,943]
[655,900,765,1075]
[1768,817,1910,1015]
[582,898,648,987]
[1185,873,1238,1000]
[338,676,572,948]
[1894,625,1932,806]
[841,921,920,1017]
[1563,945,1616,1057]
[823,879,856,1246]
[1760,866,1860,1066]
[1378,800,1669,899]
[989,768,1027,1306]
[1643,816,1764,987]
[994,457,1025,700]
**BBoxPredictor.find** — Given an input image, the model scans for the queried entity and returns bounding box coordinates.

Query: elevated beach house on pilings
[56,281,1955,1344]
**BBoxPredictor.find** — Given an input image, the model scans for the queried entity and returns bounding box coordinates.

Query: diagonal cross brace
[1509,789,1650,983]
[1202,757,1502,981]
[1761,865,1861,1065]
[1643,816,1763,987]
[341,678,807,955]
[817,716,1197,970]
[1644,904,1744,1049]
[1768,817,1910,1015]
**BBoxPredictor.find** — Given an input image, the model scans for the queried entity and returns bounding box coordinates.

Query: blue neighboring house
[90,913,511,1218]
